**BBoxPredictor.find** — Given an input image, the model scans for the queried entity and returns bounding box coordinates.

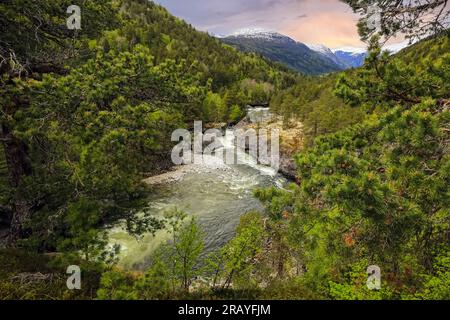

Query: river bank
[234,110,304,180]
[107,106,303,270]
[144,107,303,187]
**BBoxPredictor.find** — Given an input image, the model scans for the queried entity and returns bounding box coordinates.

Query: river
[108,107,286,270]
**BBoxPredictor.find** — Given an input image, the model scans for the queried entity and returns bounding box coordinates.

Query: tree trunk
[1,123,33,245]
[8,198,31,244]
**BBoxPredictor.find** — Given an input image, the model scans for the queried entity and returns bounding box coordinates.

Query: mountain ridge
[220,30,411,73]
[220,31,345,75]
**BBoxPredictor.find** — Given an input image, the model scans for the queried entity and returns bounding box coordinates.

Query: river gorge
[108,107,290,270]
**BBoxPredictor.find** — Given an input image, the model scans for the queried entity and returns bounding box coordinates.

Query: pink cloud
[281,11,363,47]
[158,0,368,47]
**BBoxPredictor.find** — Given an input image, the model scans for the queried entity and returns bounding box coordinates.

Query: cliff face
[235,116,304,179]
[271,119,304,179]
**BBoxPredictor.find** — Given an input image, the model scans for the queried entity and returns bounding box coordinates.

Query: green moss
[0,249,102,300]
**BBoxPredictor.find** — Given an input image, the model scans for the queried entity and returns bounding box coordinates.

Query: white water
[108,108,285,270]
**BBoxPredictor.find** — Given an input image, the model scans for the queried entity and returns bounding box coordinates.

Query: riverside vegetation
[0,0,449,300]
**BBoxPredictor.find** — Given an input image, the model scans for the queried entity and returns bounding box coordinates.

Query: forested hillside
[270,35,450,144]
[0,0,295,250]
[0,0,448,301]
[255,32,450,299]
[270,74,365,145]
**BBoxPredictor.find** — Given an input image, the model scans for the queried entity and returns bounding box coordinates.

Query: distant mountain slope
[306,44,350,69]
[329,42,410,69]
[332,50,367,68]
[220,30,344,75]
[307,44,368,69]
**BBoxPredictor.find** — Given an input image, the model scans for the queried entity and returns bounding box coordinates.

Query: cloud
[156,0,366,47]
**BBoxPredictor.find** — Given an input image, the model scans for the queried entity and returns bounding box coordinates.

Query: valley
[0,0,448,301]
[109,106,289,270]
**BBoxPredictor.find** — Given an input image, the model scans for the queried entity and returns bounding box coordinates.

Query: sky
[155,0,366,49]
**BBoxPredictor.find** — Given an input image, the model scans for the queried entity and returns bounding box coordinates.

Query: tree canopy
[342,0,450,42]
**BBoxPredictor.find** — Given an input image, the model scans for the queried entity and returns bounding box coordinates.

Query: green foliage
[97,210,205,299]
[270,73,365,144]
[335,36,450,111]
[229,105,244,123]
[1,0,449,301]
[0,249,104,300]
[169,213,205,291]
[0,0,291,252]
[259,277,324,300]
[203,92,227,123]
[96,270,138,300]
[407,250,450,300]
[4,45,195,250]
[252,34,450,300]
[257,77,449,300]
[0,0,120,76]
[220,212,266,289]
[96,211,268,299]
[328,260,398,300]
[57,198,120,263]
[341,0,449,42]
[240,79,274,105]
[0,145,8,206]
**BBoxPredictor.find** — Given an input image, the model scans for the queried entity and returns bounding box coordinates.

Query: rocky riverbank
[143,110,304,187]
[235,115,304,179]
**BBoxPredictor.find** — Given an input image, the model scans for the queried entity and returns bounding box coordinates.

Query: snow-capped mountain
[331,47,367,68]
[384,40,410,54]
[220,30,344,75]
[231,27,269,36]
[229,28,300,46]
[230,28,288,40]
[329,41,409,68]
[332,46,367,54]
[306,44,349,69]
[306,44,367,68]
[220,29,411,73]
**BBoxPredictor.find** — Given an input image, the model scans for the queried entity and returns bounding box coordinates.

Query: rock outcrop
[236,116,304,179]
